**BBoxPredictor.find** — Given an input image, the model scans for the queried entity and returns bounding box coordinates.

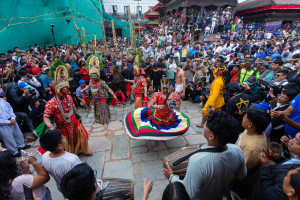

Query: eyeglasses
[277,94,289,99]
[275,74,282,77]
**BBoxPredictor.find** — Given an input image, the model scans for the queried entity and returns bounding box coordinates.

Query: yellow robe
[202,74,225,115]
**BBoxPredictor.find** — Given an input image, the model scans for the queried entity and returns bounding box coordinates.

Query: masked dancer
[42,59,92,155]
[124,77,190,143]
[81,54,117,125]
[124,52,148,109]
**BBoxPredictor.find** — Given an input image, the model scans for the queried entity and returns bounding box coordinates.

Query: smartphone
[23,183,33,200]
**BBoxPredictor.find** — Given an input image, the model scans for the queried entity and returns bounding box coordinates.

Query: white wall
[103,0,158,15]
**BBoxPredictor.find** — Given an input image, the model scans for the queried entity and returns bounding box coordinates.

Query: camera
[28,87,36,96]
[269,83,282,94]
[51,24,54,27]
[26,74,33,79]
[26,94,38,103]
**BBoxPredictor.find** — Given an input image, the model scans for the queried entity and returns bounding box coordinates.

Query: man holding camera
[268,69,289,100]
[17,68,41,91]
[194,58,208,85]
[183,56,196,85]
[6,82,37,141]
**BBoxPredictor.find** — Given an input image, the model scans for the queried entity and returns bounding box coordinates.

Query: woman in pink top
[0,151,51,200]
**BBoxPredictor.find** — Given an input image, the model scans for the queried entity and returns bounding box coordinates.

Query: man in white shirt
[167,33,172,43]
[40,129,82,192]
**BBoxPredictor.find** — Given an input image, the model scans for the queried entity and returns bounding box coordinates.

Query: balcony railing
[108,12,144,20]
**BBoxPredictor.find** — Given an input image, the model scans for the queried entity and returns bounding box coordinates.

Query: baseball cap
[253,102,270,112]
[260,63,269,69]
[283,63,293,69]
[18,82,31,89]
[245,58,254,64]
[230,54,234,57]
[79,79,85,84]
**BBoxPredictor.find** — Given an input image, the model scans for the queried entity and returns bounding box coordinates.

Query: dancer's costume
[87,54,112,124]
[125,78,190,140]
[41,59,90,155]
[202,67,225,115]
[132,52,147,109]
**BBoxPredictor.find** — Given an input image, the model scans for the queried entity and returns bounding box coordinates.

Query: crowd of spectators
[0,6,300,200]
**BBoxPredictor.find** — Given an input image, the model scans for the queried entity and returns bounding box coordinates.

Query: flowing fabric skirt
[124,107,190,140]
[94,101,110,124]
[64,123,90,155]
[135,95,143,109]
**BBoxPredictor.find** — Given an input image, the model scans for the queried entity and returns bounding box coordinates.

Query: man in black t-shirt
[152,58,166,92]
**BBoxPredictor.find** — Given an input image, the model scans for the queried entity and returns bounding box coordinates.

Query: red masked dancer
[43,59,92,155]
[124,52,147,109]
[124,77,190,145]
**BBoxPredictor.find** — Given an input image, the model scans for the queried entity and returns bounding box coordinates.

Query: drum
[97,178,134,200]
[162,146,199,178]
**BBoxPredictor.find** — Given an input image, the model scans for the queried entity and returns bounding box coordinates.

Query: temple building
[165,0,237,14]
[236,0,300,23]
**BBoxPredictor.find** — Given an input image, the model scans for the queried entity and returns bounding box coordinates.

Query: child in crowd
[236,108,270,170]
[111,88,126,106]
[40,129,82,192]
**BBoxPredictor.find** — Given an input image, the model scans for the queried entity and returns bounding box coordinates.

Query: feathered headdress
[50,59,70,95]
[86,53,103,76]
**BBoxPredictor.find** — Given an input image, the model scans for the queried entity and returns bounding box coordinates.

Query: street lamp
[66,19,71,45]
[134,0,141,43]
[51,24,56,45]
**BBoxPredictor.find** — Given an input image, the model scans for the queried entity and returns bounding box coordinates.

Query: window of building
[112,5,117,14]
[137,6,142,16]
[124,6,128,15]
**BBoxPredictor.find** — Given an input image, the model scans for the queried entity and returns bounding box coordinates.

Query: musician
[163,111,247,200]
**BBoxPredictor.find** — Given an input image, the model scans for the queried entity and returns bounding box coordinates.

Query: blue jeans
[43,188,52,200]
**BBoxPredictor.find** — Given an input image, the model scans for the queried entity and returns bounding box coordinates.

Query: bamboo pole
[132,22,136,50]
[128,5,133,46]
[74,22,86,56]
[82,27,86,56]
[111,20,117,46]
[101,20,107,49]
[94,35,97,48]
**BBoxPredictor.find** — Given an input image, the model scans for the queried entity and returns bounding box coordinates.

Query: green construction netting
[0,0,129,53]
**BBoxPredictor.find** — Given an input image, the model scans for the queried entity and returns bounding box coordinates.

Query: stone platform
[27,100,206,200]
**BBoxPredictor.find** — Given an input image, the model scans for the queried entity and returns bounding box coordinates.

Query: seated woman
[0,150,51,200]
[124,77,190,144]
